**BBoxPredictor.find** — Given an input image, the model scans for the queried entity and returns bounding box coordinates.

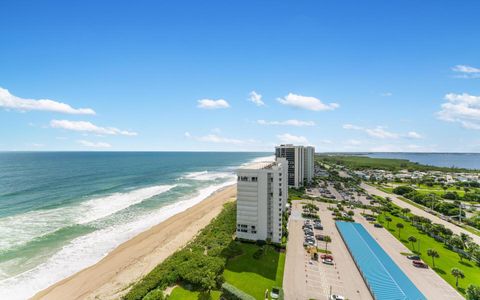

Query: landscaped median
[124,202,286,300]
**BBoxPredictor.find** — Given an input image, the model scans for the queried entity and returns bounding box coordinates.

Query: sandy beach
[32,184,237,300]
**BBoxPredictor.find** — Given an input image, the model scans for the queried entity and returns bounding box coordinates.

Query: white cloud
[257,119,316,127]
[343,123,423,140]
[277,133,309,144]
[197,99,230,109]
[0,87,95,115]
[437,93,480,130]
[277,93,339,111]
[50,120,138,136]
[248,91,264,106]
[185,132,253,145]
[77,140,112,148]
[452,65,480,78]
[381,92,393,97]
[345,139,362,146]
[343,124,398,139]
[406,131,422,139]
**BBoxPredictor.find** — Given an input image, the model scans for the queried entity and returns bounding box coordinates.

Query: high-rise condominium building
[304,146,315,184]
[275,144,305,188]
[236,158,288,244]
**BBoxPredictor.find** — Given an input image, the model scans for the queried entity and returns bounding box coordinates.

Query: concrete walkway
[362,183,480,245]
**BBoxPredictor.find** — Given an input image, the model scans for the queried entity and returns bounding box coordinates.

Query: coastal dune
[32,185,237,300]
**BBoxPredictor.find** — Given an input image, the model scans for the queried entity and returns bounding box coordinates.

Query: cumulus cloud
[197,99,230,109]
[452,65,480,78]
[437,93,480,130]
[185,132,254,145]
[343,124,398,139]
[77,140,112,148]
[257,119,316,127]
[406,131,422,139]
[50,120,138,136]
[343,124,422,139]
[248,91,264,106]
[0,87,95,115]
[277,93,339,111]
[277,133,309,144]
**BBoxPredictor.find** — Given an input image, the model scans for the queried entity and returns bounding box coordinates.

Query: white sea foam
[183,171,234,181]
[0,185,176,252]
[0,180,235,300]
[77,185,176,224]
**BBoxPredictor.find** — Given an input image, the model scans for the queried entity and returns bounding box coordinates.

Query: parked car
[314,224,323,230]
[330,295,345,300]
[373,223,383,228]
[412,260,428,268]
[315,234,326,241]
[320,254,333,260]
[407,255,420,260]
[322,258,334,265]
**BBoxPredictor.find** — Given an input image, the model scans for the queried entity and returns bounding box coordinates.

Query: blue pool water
[336,222,425,300]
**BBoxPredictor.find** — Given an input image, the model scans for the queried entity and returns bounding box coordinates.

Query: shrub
[143,288,164,300]
[221,282,256,300]
[393,186,415,195]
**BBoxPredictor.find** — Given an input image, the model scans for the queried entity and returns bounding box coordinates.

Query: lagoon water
[365,152,480,170]
[0,152,271,299]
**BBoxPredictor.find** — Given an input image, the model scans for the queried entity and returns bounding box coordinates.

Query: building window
[251,177,258,182]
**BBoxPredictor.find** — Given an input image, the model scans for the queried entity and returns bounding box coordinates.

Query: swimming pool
[336,221,426,300]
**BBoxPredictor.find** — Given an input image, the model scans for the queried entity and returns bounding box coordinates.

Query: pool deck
[353,212,463,300]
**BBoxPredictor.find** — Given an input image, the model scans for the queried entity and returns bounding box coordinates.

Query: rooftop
[239,161,277,170]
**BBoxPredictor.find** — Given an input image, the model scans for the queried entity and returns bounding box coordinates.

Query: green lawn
[377,213,480,295]
[224,243,285,300]
[169,285,221,300]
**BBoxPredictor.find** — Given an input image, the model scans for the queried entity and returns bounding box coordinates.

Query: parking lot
[283,201,372,300]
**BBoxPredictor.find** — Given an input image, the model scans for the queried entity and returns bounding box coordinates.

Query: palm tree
[324,236,332,252]
[408,236,417,252]
[451,268,465,288]
[460,233,472,250]
[427,249,439,268]
[385,216,392,229]
[396,223,404,238]
[401,208,411,216]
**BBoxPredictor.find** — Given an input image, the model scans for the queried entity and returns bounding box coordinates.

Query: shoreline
[32,184,237,300]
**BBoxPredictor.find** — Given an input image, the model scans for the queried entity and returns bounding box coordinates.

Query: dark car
[412,260,428,268]
[407,255,421,260]
[373,223,383,228]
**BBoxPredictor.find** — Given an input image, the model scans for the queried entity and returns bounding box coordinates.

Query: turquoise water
[0,152,271,299]
[336,222,425,300]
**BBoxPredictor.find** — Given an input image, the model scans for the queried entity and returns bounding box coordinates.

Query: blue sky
[1,0,480,152]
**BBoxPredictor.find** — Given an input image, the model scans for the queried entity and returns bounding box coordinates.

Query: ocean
[364,152,480,170]
[0,152,272,299]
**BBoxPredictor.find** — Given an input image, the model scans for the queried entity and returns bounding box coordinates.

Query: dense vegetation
[317,155,475,172]
[124,202,237,300]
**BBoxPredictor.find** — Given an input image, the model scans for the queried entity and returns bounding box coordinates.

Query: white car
[330,294,345,300]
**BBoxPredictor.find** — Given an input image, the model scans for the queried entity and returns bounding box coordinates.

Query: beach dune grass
[223,243,285,300]
[377,212,480,294]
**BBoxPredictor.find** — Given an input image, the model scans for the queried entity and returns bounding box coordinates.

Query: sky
[1,0,480,152]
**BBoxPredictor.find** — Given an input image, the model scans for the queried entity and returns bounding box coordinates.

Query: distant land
[319,152,480,170]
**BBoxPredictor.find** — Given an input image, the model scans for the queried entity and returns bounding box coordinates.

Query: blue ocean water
[0,152,271,299]
[365,152,480,170]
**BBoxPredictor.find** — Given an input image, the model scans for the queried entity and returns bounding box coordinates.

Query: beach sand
[32,184,237,300]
